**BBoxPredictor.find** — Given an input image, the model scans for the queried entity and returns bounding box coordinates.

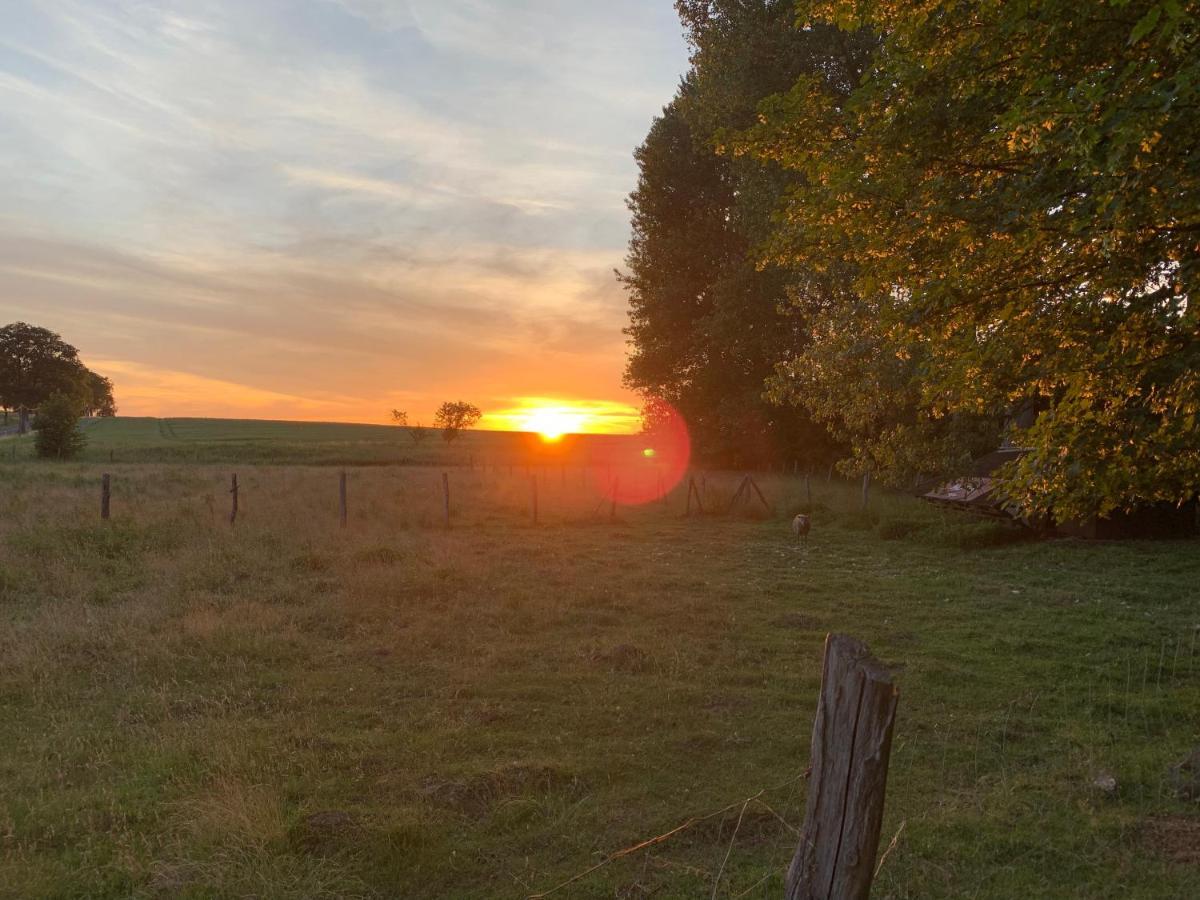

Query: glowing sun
[522,407,588,441]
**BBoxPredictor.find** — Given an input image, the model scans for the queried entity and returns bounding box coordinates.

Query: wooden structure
[727,474,772,516]
[786,634,899,900]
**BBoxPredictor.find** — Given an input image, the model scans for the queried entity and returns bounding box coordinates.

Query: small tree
[392,408,432,445]
[433,401,482,443]
[33,393,87,460]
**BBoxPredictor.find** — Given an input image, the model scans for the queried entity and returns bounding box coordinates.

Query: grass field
[1,450,1198,897]
[3,417,648,468]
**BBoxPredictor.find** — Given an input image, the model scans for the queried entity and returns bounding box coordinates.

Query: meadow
[4,417,643,468]
[0,429,1198,898]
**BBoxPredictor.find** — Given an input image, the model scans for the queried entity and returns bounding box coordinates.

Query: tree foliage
[621,1,871,468]
[732,0,1200,518]
[433,402,482,443]
[33,392,87,460]
[0,322,116,428]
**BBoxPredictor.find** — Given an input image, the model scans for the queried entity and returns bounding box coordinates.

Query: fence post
[785,634,899,900]
[442,472,451,528]
[100,473,111,520]
[531,474,539,524]
[229,473,238,525]
[339,470,348,528]
[861,471,871,512]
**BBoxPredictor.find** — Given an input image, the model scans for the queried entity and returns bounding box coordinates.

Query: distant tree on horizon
[433,401,482,443]
[0,322,116,431]
[391,408,431,445]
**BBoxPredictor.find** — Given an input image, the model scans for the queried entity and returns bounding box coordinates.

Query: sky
[0,0,690,432]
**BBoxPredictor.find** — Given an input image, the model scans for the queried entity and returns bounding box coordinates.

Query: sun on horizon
[480,398,642,438]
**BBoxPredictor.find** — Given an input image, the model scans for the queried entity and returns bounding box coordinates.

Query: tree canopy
[0,322,116,429]
[433,401,482,443]
[626,0,1199,519]
[621,1,870,468]
[731,0,1199,519]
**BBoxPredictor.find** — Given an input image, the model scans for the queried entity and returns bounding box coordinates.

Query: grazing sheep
[792,513,811,544]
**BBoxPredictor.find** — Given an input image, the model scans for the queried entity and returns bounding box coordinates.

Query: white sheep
[792,513,811,544]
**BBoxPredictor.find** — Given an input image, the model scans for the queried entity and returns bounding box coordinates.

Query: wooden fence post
[442,472,451,528]
[861,471,871,512]
[531,474,539,524]
[229,474,238,525]
[339,470,347,528]
[100,473,111,520]
[785,634,899,900]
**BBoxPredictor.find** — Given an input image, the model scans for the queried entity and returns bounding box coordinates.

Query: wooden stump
[785,634,899,900]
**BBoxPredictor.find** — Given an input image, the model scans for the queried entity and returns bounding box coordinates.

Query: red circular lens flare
[596,401,691,507]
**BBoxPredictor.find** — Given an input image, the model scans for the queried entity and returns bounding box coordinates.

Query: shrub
[33,393,87,460]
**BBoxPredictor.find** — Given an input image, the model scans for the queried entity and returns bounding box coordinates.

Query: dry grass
[0,461,1198,897]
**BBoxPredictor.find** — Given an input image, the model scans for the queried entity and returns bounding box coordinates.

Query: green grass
[0,461,1197,898]
[2,417,650,468]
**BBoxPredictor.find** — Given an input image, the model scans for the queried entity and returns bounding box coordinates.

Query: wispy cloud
[0,0,688,428]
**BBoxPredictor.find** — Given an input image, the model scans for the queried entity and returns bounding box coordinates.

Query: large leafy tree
[622,1,870,467]
[0,323,116,430]
[738,0,1200,518]
[0,322,89,432]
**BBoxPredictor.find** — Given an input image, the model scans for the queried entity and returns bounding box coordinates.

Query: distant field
[4,417,647,467]
[1,460,1197,898]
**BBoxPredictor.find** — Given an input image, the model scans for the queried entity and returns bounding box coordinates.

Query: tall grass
[0,462,1196,898]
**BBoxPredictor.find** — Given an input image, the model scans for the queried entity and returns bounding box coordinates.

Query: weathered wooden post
[530,474,539,524]
[100,473,111,520]
[339,471,348,528]
[786,634,899,900]
[861,471,871,512]
[442,472,451,528]
[229,473,239,525]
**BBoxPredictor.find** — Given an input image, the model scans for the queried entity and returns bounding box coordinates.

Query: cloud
[0,0,689,430]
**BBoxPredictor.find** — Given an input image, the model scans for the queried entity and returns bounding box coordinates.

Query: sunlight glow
[523,407,589,441]
[480,397,642,435]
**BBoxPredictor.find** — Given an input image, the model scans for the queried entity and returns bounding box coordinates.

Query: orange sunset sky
[2,2,691,434]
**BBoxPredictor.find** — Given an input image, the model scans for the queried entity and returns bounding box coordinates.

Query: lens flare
[595,400,691,507]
